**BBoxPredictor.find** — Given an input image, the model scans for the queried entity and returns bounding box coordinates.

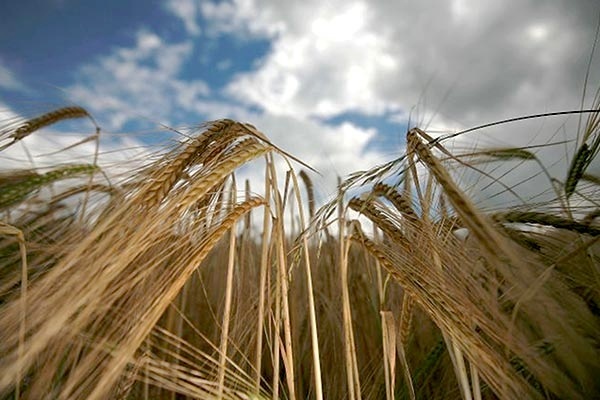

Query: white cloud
[222,1,399,118]
[0,61,30,93]
[192,0,600,205]
[199,0,598,128]
[199,0,286,37]
[68,30,210,130]
[165,0,201,36]
[254,114,380,174]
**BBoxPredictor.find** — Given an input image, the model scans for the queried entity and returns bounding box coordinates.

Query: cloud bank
[2,0,599,203]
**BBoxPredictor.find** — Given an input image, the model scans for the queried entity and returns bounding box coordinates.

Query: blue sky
[1,0,599,198]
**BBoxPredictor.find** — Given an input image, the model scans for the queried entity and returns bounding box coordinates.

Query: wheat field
[0,104,599,400]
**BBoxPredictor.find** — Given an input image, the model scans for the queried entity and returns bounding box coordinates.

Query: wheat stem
[217,177,237,400]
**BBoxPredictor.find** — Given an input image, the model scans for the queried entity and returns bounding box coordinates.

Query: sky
[0,0,599,202]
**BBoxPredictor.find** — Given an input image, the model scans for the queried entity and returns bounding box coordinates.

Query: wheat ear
[175,139,270,214]
[1,107,91,152]
[0,164,99,210]
[13,106,90,139]
[372,182,419,224]
[407,128,514,262]
[70,197,266,400]
[299,170,316,219]
[348,197,408,247]
[565,143,592,198]
[143,119,236,207]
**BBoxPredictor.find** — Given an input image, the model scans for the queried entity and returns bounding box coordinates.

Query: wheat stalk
[217,178,238,400]
[0,222,27,400]
[493,210,600,236]
[288,165,324,400]
[13,106,90,139]
[380,311,397,400]
[266,153,297,400]
[339,213,361,400]
[253,159,271,394]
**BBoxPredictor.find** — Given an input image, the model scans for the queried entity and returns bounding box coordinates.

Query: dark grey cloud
[369,0,600,127]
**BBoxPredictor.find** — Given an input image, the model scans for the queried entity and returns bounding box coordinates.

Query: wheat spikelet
[299,170,315,219]
[347,197,408,247]
[463,147,537,161]
[398,294,414,346]
[173,140,269,215]
[143,119,236,207]
[198,123,246,165]
[406,128,513,262]
[372,182,418,224]
[0,170,38,186]
[566,143,592,198]
[0,106,91,152]
[0,164,99,210]
[12,106,90,140]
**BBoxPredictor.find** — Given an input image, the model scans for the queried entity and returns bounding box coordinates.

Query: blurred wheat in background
[0,101,599,400]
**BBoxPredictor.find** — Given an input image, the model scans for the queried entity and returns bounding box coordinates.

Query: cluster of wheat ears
[0,99,598,400]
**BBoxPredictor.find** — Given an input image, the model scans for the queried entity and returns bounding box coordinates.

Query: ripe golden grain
[143,119,237,207]
[372,182,419,224]
[12,106,90,140]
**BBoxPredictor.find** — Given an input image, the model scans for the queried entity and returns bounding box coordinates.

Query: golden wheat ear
[371,182,419,224]
[0,106,93,152]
